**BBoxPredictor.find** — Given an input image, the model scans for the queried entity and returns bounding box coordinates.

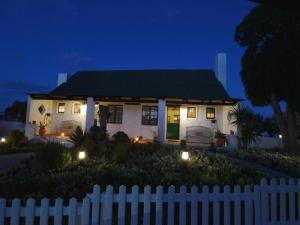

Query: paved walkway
[0,152,34,173]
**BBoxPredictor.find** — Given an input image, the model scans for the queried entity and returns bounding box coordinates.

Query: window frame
[73,103,81,114]
[187,106,197,119]
[57,102,65,114]
[142,105,158,126]
[107,105,123,124]
[206,107,216,120]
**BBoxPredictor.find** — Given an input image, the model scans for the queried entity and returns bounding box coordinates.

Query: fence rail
[1,178,300,225]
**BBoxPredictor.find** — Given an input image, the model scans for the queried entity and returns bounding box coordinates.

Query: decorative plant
[214,130,226,147]
[180,139,187,150]
[69,126,85,148]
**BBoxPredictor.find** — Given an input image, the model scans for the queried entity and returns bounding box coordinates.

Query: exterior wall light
[1,137,6,143]
[78,151,86,160]
[181,151,189,160]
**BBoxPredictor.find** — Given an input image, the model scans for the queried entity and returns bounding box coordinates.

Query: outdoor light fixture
[0,137,6,143]
[181,151,189,160]
[134,137,139,143]
[78,151,86,160]
[61,132,65,137]
[278,134,283,139]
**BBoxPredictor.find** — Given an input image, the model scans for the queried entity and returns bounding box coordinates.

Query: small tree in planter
[214,130,226,147]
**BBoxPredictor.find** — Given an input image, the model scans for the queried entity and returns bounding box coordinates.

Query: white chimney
[57,73,69,86]
[214,53,227,90]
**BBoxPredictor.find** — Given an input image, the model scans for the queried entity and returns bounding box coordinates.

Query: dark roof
[49,70,236,101]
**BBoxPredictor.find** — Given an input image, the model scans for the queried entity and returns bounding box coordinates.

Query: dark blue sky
[0,0,273,115]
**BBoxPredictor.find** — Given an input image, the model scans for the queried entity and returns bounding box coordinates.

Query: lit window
[187,107,197,118]
[58,103,65,113]
[73,103,81,114]
[142,106,158,125]
[108,105,123,124]
[206,107,215,119]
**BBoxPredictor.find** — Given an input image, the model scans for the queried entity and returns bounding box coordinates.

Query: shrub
[111,142,130,163]
[180,140,187,149]
[35,143,72,171]
[6,130,28,148]
[69,126,85,147]
[83,126,108,156]
[112,131,130,143]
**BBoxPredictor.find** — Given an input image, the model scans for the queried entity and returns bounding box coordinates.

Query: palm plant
[69,126,85,148]
[228,106,264,149]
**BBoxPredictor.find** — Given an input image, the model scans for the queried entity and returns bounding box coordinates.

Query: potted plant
[38,122,47,137]
[214,130,226,147]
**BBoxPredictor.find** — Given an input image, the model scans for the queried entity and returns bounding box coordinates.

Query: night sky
[0,0,273,115]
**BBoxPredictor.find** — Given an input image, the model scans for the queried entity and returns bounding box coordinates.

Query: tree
[4,101,27,122]
[235,2,300,150]
[228,106,264,149]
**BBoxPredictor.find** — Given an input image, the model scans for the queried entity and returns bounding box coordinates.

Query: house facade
[25,53,239,144]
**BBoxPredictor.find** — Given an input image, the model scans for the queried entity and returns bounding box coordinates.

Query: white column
[25,96,34,139]
[85,97,95,133]
[158,99,166,143]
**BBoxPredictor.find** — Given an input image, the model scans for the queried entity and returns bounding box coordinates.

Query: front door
[167,106,180,140]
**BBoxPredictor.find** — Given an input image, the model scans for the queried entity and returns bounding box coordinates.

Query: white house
[25,53,239,144]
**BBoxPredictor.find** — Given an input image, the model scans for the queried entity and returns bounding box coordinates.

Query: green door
[167,106,180,139]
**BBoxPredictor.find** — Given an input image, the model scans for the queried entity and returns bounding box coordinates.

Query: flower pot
[39,127,46,137]
[215,138,225,147]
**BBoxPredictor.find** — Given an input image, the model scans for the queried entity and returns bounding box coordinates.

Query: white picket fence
[1,178,300,225]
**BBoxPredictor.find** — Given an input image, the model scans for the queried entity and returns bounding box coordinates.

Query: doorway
[166,106,180,140]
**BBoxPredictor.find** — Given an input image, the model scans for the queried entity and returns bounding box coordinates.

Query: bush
[83,126,108,157]
[69,126,85,147]
[6,130,28,148]
[35,143,72,171]
[112,131,130,143]
[111,142,130,163]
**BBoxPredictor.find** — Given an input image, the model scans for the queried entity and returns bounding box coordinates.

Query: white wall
[105,102,158,140]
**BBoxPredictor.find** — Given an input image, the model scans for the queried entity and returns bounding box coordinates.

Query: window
[142,106,158,125]
[108,105,123,124]
[73,103,81,114]
[57,103,65,113]
[206,107,215,119]
[187,107,197,118]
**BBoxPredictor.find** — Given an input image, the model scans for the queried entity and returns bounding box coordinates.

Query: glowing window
[206,107,215,119]
[187,107,197,118]
[58,103,65,113]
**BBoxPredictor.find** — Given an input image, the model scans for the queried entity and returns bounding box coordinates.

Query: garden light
[78,151,86,160]
[278,134,282,139]
[0,137,6,143]
[181,151,189,160]
[134,137,139,143]
[61,132,65,137]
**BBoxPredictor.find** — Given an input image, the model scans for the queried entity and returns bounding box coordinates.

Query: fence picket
[212,186,220,225]
[167,186,175,225]
[0,198,5,225]
[40,198,49,225]
[223,186,231,225]
[81,197,91,225]
[179,186,187,225]
[155,186,163,225]
[102,186,113,225]
[260,179,268,225]
[143,186,151,225]
[11,198,21,225]
[270,179,277,224]
[54,198,63,225]
[118,185,126,225]
[91,185,101,225]
[68,198,77,225]
[191,186,198,225]
[202,186,209,225]
[244,185,252,225]
[130,186,139,225]
[234,185,241,225]
[25,198,35,225]
[279,179,286,225]
[288,179,296,224]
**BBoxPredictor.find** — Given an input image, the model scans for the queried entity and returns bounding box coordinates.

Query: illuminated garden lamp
[78,151,86,160]
[278,134,282,139]
[61,132,65,137]
[0,137,6,143]
[181,151,189,160]
[134,136,139,143]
